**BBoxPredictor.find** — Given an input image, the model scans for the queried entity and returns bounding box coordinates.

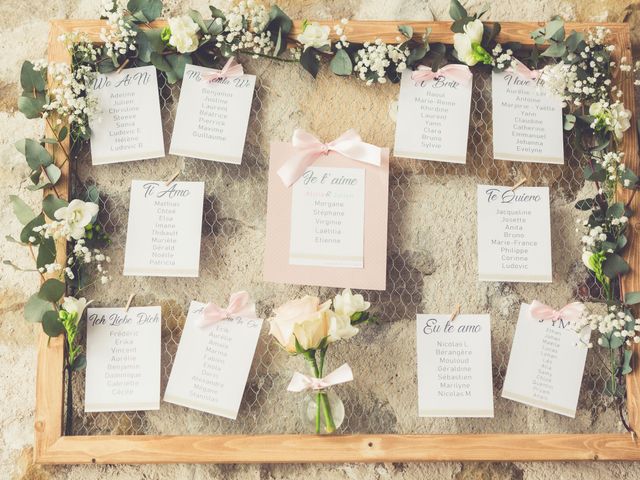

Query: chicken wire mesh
[67,62,623,437]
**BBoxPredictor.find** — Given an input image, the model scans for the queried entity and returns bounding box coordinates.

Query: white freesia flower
[54,199,99,240]
[327,312,359,343]
[62,296,91,319]
[582,251,595,271]
[167,15,200,53]
[610,102,631,140]
[333,288,370,317]
[297,22,331,50]
[589,100,631,141]
[453,19,486,66]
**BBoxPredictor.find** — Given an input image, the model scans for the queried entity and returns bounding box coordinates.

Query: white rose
[463,19,484,44]
[611,102,631,140]
[333,288,370,317]
[54,199,99,240]
[62,296,90,319]
[268,296,331,352]
[168,15,200,54]
[297,22,331,50]
[327,312,359,343]
[453,19,485,66]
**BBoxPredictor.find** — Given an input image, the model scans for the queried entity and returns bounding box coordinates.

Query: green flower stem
[237,50,299,63]
[305,349,336,434]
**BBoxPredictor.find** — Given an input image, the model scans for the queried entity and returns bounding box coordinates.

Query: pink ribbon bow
[529,300,585,323]
[277,129,382,187]
[202,57,244,82]
[411,64,473,85]
[286,364,354,392]
[198,291,257,327]
[508,58,542,81]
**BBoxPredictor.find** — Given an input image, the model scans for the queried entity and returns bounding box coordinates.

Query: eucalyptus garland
[6,0,640,433]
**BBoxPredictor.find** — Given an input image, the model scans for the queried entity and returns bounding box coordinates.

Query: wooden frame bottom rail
[36,434,640,463]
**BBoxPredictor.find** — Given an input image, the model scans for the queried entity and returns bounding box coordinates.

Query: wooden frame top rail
[34,19,640,464]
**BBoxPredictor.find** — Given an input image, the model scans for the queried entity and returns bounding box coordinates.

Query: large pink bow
[287,364,354,392]
[529,300,585,323]
[198,291,257,327]
[202,57,244,82]
[508,58,542,81]
[277,129,382,187]
[411,64,472,85]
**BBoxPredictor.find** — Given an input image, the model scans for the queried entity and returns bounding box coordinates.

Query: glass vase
[302,388,345,434]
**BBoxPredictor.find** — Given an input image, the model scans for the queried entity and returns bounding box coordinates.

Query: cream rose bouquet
[268,289,375,434]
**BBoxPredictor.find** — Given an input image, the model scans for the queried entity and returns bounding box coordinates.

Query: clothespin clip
[116,58,131,74]
[632,429,637,445]
[511,177,527,191]
[164,169,181,186]
[124,293,136,313]
[449,304,461,322]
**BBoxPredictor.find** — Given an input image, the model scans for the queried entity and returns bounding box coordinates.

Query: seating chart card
[477,184,552,283]
[85,306,161,412]
[164,301,263,419]
[502,303,589,417]
[417,314,494,417]
[395,69,472,163]
[89,65,165,165]
[123,180,205,277]
[491,70,564,164]
[169,64,256,164]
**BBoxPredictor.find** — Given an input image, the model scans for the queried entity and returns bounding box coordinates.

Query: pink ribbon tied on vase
[198,291,257,327]
[411,64,473,85]
[277,129,382,187]
[287,363,354,392]
[202,57,244,82]
[529,300,586,323]
[508,58,543,81]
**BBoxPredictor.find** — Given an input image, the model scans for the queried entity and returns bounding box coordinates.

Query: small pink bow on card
[277,129,382,187]
[529,300,585,323]
[202,57,244,82]
[198,291,257,327]
[287,364,354,392]
[411,64,473,85]
[508,58,543,81]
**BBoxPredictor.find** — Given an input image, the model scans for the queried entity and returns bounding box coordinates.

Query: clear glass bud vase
[302,388,345,434]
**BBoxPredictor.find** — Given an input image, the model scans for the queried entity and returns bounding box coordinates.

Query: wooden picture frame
[34,19,640,464]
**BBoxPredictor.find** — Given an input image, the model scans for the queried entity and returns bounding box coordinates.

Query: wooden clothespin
[116,58,130,74]
[449,304,461,322]
[632,429,638,445]
[124,293,136,313]
[164,169,181,186]
[511,177,527,191]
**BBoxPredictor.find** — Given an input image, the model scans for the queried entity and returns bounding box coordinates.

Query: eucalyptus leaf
[20,213,45,244]
[2,260,32,271]
[43,164,61,187]
[72,353,87,371]
[18,95,45,119]
[398,25,413,39]
[42,194,68,220]
[127,0,162,23]
[541,42,566,58]
[625,291,640,305]
[563,113,576,131]
[9,195,35,225]
[15,138,53,170]
[58,126,68,142]
[36,237,56,270]
[449,0,468,21]
[574,198,594,211]
[406,44,429,67]
[300,48,320,78]
[606,202,624,219]
[5,235,26,245]
[42,310,64,337]
[38,278,65,302]
[622,349,633,375]
[544,18,565,42]
[602,253,630,279]
[20,60,46,93]
[85,185,100,204]
[329,49,352,76]
[267,5,292,56]
[188,9,208,33]
[24,293,53,323]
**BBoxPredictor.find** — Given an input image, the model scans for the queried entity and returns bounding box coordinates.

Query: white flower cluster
[32,200,99,242]
[491,44,515,71]
[58,31,100,64]
[589,99,632,141]
[333,18,350,50]
[99,0,138,60]
[214,0,274,56]
[33,61,99,136]
[541,27,614,107]
[577,305,640,348]
[66,238,111,284]
[354,38,408,86]
[580,216,627,253]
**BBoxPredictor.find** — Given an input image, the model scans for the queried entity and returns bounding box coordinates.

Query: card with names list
[502,303,589,417]
[164,301,263,419]
[289,167,365,268]
[477,184,552,283]
[394,69,472,163]
[169,64,256,164]
[123,180,204,277]
[89,65,165,165]
[416,314,494,417]
[84,306,161,412]
[491,70,564,164]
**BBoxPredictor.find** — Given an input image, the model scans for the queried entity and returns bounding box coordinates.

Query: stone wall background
[3,0,640,479]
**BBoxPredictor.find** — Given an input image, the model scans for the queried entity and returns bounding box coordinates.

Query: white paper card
[164,301,263,419]
[477,185,552,282]
[89,66,164,165]
[123,180,204,277]
[416,314,494,417]
[85,306,161,412]
[502,303,588,417]
[491,71,564,164]
[395,70,472,163]
[289,167,365,268]
[169,64,256,164]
